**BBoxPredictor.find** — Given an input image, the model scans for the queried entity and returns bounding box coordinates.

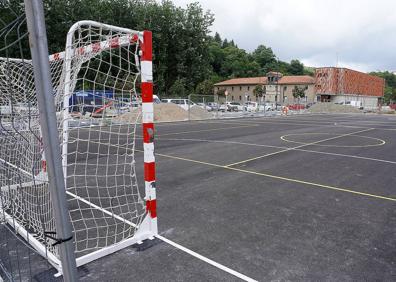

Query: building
[214,72,316,104]
[213,67,385,108]
[315,67,385,107]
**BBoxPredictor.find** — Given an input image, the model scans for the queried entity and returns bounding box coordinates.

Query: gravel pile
[189,105,214,120]
[114,103,213,123]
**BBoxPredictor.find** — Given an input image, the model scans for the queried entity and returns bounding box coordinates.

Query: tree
[253,85,264,98]
[213,32,222,44]
[252,45,276,69]
[168,78,186,97]
[370,71,396,104]
[292,85,308,100]
[288,59,304,75]
[196,79,215,95]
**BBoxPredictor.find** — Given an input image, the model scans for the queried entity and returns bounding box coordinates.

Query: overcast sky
[171,0,396,72]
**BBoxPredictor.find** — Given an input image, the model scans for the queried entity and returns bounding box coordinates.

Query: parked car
[197,103,213,111]
[153,95,161,104]
[258,102,275,111]
[161,98,196,110]
[207,102,219,111]
[218,104,227,112]
[244,101,259,112]
[227,102,244,111]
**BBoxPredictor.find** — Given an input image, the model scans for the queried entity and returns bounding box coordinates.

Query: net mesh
[0,22,146,258]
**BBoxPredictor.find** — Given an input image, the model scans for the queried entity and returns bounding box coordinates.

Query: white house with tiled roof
[214,72,316,104]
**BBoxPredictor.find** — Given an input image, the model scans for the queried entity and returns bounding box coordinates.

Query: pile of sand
[114,103,213,123]
[308,103,361,113]
[189,105,214,120]
[154,103,189,121]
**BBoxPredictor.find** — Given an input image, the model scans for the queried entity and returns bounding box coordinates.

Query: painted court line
[67,189,256,281]
[157,124,259,136]
[224,128,374,167]
[223,117,396,131]
[137,149,395,202]
[156,137,396,166]
[156,235,257,282]
[280,133,385,148]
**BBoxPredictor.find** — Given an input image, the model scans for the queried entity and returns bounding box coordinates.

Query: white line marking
[156,235,258,282]
[280,133,385,148]
[156,136,396,165]
[207,116,396,131]
[67,191,256,281]
[225,128,374,167]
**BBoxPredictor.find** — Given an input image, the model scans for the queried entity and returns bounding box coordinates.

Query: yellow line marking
[157,124,259,136]
[225,128,374,167]
[135,149,395,202]
[280,133,386,148]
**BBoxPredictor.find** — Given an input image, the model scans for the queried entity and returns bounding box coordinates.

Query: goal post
[0,20,157,274]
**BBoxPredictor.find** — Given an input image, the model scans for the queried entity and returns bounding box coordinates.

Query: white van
[161,98,196,111]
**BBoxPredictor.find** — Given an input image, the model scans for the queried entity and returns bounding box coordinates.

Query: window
[247,86,250,91]
[239,95,242,101]
[284,86,287,91]
[240,86,242,91]
[217,87,219,91]
[232,86,234,91]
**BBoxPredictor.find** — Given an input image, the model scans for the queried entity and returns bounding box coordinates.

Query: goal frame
[0,21,157,275]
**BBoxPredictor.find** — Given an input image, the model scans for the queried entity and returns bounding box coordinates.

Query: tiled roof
[214,75,315,86]
[214,77,267,86]
[278,75,315,84]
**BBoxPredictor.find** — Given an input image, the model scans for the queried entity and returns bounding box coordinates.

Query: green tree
[370,71,396,104]
[292,85,307,99]
[253,85,264,98]
[252,45,276,72]
[288,59,304,75]
[196,78,220,95]
[168,78,186,97]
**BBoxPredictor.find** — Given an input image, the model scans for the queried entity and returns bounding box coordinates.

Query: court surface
[75,113,395,282]
[6,113,395,281]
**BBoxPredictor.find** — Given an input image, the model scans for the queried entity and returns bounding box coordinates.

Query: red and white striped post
[140,31,158,235]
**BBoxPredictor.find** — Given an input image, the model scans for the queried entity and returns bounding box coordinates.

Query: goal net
[0,21,157,272]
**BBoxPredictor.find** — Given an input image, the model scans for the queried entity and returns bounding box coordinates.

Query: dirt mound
[114,103,213,123]
[189,105,213,120]
[308,103,361,113]
[153,103,189,121]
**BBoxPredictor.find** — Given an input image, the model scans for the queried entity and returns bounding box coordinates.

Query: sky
[170,0,396,72]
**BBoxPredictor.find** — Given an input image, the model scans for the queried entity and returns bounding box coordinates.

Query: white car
[227,102,244,111]
[259,103,275,111]
[161,98,196,111]
[244,102,258,112]
[207,102,219,111]
[218,104,227,112]
[197,103,213,111]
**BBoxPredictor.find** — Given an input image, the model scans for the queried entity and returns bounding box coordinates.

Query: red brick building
[315,67,385,106]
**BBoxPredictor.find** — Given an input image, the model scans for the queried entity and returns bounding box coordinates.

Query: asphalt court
[8,113,394,281]
[142,113,396,281]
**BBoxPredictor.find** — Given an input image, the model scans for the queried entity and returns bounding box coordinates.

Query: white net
[0,58,57,251]
[0,22,147,261]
